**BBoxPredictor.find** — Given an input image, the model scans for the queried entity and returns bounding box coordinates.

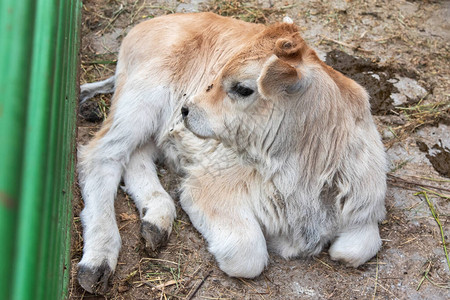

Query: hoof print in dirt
[325,50,427,115]
[140,221,169,256]
[78,261,112,295]
[326,50,396,115]
[416,140,450,178]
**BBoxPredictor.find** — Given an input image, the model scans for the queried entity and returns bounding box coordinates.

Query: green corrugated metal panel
[0,0,81,299]
[0,1,36,298]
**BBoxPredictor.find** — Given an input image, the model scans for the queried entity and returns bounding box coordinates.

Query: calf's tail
[79,75,115,103]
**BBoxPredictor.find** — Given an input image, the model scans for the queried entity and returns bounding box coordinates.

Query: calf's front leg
[180,175,268,278]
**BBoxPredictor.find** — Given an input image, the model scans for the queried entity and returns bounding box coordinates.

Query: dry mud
[70,1,450,299]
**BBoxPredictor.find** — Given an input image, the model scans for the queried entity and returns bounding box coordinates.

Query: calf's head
[183,23,369,161]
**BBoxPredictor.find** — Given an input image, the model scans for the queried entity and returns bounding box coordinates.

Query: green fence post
[0,1,36,299]
[0,0,81,299]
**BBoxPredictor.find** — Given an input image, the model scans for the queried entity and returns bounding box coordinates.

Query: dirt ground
[70,1,450,299]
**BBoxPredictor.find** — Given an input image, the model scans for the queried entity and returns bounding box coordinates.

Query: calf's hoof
[78,260,113,294]
[141,221,169,256]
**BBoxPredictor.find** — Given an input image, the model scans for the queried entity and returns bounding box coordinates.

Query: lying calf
[78,12,387,294]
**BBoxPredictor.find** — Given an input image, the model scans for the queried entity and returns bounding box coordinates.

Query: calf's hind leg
[123,141,176,256]
[77,84,172,294]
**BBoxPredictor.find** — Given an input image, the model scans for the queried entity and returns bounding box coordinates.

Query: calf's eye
[233,83,254,97]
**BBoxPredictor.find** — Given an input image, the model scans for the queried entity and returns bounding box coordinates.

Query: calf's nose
[181,106,189,119]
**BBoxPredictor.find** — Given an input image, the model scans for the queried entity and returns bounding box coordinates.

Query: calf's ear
[258,55,302,98]
[274,37,304,61]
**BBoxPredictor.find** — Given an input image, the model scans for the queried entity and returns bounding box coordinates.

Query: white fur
[329,223,382,267]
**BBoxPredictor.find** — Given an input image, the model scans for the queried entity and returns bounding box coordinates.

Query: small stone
[118,284,130,293]
[383,129,395,140]
[176,3,198,13]
[390,77,427,106]
[377,115,406,125]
